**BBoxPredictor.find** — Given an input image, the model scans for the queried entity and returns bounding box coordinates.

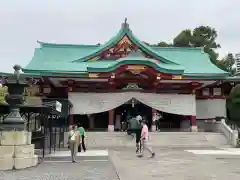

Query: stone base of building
[0,131,38,171]
[108,125,114,132]
[191,125,198,132]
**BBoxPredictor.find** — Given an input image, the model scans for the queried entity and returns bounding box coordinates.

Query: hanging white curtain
[134,93,196,116]
[69,92,196,115]
[69,92,132,114]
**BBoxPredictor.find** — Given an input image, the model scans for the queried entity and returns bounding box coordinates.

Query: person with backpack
[128,114,142,153]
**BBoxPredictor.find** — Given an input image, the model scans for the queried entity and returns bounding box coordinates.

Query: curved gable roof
[72,21,178,65]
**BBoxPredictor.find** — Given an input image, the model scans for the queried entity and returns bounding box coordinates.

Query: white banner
[196,99,226,119]
[68,92,196,115]
[135,93,196,115]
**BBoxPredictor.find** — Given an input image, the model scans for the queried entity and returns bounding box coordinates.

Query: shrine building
[0,20,235,132]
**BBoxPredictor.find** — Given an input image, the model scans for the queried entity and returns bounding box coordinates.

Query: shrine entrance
[159,112,183,131]
[114,99,152,131]
[68,92,196,131]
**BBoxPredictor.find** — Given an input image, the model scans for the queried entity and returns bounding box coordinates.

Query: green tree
[173,29,192,47]
[173,26,220,60]
[155,41,172,47]
[146,26,233,72]
[226,84,240,126]
[191,26,220,49]
[172,26,232,72]
[221,53,235,72]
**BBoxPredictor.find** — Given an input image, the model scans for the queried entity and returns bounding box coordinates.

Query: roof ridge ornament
[121,18,129,29]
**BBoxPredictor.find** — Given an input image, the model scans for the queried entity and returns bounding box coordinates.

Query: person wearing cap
[139,120,155,158]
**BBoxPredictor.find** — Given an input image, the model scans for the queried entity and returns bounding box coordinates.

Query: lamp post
[0,65,28,131]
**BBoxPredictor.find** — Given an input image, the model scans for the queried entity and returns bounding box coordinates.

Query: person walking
[68,125,78,163]
[139,120,155,158]
[77,124,87,152]
[135,115,143,153]
[155,112,162,131]
[127,116,136,139]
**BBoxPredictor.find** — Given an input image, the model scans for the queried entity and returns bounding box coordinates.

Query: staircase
[84,132,230,149]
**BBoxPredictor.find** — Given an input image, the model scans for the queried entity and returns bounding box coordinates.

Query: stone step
[62,132,230,148]
[44,150,109,162]
[46,150,108,157]
[82,132,230,148]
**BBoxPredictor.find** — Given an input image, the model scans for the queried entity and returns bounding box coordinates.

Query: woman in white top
[68,125,78,163]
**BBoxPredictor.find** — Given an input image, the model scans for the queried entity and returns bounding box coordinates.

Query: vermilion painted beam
[97,64,173,79]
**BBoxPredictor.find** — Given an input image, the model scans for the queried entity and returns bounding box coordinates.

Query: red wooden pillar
[108,109,115,132]
[190,115,197,132]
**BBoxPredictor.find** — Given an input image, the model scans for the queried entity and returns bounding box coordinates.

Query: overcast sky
[0,0,239,73]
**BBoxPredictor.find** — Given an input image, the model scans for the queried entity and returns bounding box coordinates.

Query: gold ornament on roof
[88,56,99,61]
[126,65,146,75]
[172,75,182,80]
[88,73,99,78]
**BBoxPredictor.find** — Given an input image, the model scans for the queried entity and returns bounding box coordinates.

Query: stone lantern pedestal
[0,131,38,170]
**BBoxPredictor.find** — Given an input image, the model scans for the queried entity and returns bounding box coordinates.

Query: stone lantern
[0,65,38,170]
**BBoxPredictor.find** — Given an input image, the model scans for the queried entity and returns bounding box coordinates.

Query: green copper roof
[24,21,229,77]
[151,47,225,74]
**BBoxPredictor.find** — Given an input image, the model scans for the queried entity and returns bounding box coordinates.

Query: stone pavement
[110,148,240,180]
[0,160,119,180]
[2,147,240,180]
[0,150,118,180]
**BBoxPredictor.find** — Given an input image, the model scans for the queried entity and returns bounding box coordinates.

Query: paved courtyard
[1,148,240,180]
[0,160,119,180]
[110,148,240,180]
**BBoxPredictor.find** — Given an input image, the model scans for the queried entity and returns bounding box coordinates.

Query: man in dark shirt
[128,115,142,153]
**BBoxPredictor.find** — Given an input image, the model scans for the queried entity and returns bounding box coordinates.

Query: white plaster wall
[196,99,226,119]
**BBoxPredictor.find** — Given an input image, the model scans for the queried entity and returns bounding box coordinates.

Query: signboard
[56,101,62,112]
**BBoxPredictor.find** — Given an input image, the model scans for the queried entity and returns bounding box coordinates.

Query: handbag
[68,132,76,148]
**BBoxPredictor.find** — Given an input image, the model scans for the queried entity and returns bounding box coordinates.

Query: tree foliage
[226,84,240,126]
[221,53,235,73]
[173,26,223,69]
[173,29,192,47]
[151,26,234,72]
[155,41,172,47]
